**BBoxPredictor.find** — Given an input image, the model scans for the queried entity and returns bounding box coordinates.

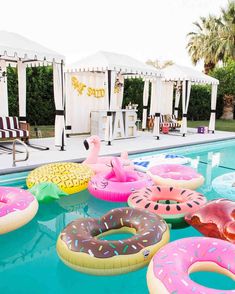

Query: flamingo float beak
[83,139,89,150]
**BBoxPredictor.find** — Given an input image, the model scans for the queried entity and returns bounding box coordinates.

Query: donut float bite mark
[185,199,235,243]
[56,207,169,275]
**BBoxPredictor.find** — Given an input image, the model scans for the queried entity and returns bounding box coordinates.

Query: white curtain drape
[17,60,27,122]
[65,71,108,134]
[180,80,191,136]
[208,84,218,133]
[151,78,162,139]
[174,81,181,118]
[161,81,174,115]
[53,62,66,149]
[150,80,158,116]
[0,60,8,116]
[65,73,73,136]
[142,80,149,130]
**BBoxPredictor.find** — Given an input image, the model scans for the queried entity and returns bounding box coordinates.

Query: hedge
[8,66,55,126]
[7,62,234,125]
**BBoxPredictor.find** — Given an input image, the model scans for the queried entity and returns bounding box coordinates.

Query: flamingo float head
[83,135,101,150]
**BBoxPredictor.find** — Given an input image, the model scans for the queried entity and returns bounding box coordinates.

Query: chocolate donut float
[56,207,169,275]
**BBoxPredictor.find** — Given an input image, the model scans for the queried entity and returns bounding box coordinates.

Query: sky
[0,0,229,69]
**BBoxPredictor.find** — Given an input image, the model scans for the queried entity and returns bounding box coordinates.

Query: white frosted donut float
[147,237,235,294]
[147,164,204,190]
[212,172,235,199]
[133,154,190,172]
[0,187,38,234]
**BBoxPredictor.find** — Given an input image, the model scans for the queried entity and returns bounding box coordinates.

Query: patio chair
[0,116,29,142]
[160,114,181,131]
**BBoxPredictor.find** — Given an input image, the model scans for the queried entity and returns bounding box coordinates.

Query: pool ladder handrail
[12,139,29,167]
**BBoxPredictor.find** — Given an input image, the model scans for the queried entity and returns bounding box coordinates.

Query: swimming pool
[1,139,235,293]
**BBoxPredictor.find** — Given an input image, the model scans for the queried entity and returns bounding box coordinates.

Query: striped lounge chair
[160,114,181,130]
[0,116,29,141]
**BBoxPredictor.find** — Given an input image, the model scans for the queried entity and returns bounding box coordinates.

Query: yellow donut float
[26,162,94,194]
[56,207,169,275]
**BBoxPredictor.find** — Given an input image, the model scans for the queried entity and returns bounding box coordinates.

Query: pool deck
[0,128,235,175]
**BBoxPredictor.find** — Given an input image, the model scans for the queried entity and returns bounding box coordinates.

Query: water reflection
[56,258,148,294]
[0,190,127,272]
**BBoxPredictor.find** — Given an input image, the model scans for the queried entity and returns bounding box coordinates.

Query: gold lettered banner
[72,76,105,98]
[114,85,120,94]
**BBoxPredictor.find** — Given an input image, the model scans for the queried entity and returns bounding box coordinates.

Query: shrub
[123,78,144,119]
[8,66,55,126]
[211,60,235,118]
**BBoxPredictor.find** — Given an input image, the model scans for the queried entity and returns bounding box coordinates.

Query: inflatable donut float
[128,186,207,228]
[88,157,152,202]
[147,164,204,190]
[212,172,235,199]
[0,187,38,234]
[185,198,235,243]
[27,162,94,194]
[57,207,169,275]
[147,237,235,294]
[133,154,190,172]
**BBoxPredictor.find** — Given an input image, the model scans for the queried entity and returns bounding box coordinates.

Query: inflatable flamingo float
[83,135,132,174]
[88,157,152,202]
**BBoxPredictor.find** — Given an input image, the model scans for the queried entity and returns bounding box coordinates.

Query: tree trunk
[204,62,215,74]
[220,94,235,120]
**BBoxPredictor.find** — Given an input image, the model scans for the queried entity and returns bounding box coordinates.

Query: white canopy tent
[158,64,219,137]
[0,31,65,150]
[66,51,162,144]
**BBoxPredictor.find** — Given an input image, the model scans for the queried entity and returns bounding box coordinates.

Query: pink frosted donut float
[88,157,152,202]
[147,164,204,190]
[0,187,38,234]
[147,237,235,294]
[128,186,207,228]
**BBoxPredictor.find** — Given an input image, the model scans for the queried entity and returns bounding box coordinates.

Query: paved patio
[0,129,235,175]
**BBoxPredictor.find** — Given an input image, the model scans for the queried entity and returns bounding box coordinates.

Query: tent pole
[107,70,112,146]
[61,62,65,151]
[183,80,188,137]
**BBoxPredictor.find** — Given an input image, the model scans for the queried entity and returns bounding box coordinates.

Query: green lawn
[187,119,235,132]
[30,120,235,138]
[30,125,54,138]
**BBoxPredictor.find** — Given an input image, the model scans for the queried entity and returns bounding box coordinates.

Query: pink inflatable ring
[0,187,38,234]
[147,164,204,190]
[88,158,152,202]
[147,237,235,294]
[128,186,207,228]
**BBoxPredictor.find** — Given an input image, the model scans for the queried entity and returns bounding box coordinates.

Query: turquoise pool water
[1,139,235,294]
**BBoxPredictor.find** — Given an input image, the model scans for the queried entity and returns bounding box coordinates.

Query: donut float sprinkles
[0,186,38,234]
[128,186,207,228]
[147,164,204,190]
[147,237,235,294]
[56,207,169,275]
[27,162,94,194]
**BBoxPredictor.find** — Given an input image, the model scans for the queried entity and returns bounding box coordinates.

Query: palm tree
[187,1,235,74]
[218,1,235,61]
[187,15,221,73]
